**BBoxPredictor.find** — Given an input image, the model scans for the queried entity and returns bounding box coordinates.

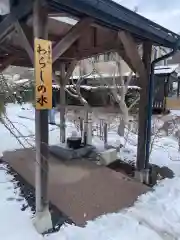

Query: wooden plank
[15,21,34,63]
[52,18,93,63]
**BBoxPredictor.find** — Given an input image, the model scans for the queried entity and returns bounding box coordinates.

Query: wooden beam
[52,18,93,63]
[15,21,34,63]
[14,23,63,43]
[142,42,152,78]
[118,47,137,74]
[118,31,146,80]
[33,0,50,228]
[14,22,59,83]
[0,0,32,43]
[60,63,66,143]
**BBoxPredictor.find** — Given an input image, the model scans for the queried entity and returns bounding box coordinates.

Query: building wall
[73,54,131,77]
[73,46,169,78]
[167,51,180,65]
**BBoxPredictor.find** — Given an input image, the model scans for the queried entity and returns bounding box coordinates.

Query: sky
[114,0,180,33]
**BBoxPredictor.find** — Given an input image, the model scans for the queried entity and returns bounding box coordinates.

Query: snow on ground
[45,177,180,240]
[0,164,43,240]
[1,160,180,240]
[1,103,180,239]
[118,130,180,176]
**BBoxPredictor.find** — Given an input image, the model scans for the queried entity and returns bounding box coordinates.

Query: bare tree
[91,52,140,140]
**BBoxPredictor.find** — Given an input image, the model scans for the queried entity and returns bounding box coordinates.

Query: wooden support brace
[15,18,90,70]
[15,21,34,63]
[57,60,76,143]
[0,0,32,43]
[52,18,93,63]
[60,63,66,143]
[118,31,146,80]
[118,47,137,74]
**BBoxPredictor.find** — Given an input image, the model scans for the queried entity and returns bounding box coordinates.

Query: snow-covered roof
[70,73,135,79]
[51,16,77,25]
[154,64,179,75]
[52,84,140,90]
[14,79,30,85]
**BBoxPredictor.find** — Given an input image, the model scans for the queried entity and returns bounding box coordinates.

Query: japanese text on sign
[34,38,52,109]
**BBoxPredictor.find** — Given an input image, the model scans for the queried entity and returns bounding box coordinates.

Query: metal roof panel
[49,0,180,48]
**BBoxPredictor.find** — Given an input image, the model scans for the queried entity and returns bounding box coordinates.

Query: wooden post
[80,117,83,137]
[83,110,88,145]
[136,42,152,178]
[104,122,108,147]
[60,63,66,143]
[177,80,180,97]
[33,0,52,233]
[118,31,152,181]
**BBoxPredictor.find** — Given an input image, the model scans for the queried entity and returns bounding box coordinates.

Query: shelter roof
[48,0,180,48]
[0,0,180,70]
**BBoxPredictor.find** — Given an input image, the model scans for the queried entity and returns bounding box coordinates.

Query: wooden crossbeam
[15,21,34,63]
[0,0,32,43]
[16,18,93,65]
[118,31,146,79]
[74,42,119,60]
[52,18,93,63]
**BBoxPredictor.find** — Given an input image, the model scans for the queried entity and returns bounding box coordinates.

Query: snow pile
[0,164,43,240]
[118,130,180,176]
[46,177,180,240]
